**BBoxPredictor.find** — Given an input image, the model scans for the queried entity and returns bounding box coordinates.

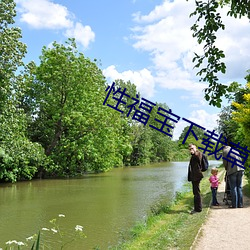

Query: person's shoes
[190,209,201,214]
[228,205,236,208]
[238,205,243,208]
[212,203,220,206]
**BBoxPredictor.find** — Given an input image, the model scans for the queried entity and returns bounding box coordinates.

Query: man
[188,143,204,214]
[223,144,244,208]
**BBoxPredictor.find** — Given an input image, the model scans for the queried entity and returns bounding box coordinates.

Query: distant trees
[178,126,205,147]
[127,102,176,165]
[0,0,180,182]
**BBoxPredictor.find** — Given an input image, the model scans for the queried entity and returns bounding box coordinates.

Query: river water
[0,160,219,249]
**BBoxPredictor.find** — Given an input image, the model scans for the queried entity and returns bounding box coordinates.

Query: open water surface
[0,160,219,249]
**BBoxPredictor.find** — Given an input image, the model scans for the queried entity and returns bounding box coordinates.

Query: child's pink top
[209,175,219,188]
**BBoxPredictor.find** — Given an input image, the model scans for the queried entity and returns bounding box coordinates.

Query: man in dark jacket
[188,143,203,214]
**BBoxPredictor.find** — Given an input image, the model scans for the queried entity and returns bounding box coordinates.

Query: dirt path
[192,173,250,250]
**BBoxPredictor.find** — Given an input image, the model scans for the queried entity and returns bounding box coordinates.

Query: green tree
[190,0,250,107]
[217,73,250,144]
[178,125,206,149]
[149,102,175,162]
[217,106,239,143]
[128,101,176,165]
[0,0,27,108]
[129,124,153,165]
[24,39,128,175]
[231,79,250,174]
[0,0,47,182]
[109,79,140,166]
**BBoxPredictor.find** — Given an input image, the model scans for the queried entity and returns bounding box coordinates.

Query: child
[209,168,220,206]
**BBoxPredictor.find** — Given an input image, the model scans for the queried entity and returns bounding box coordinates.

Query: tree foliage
[23,39,131,175]
[189,0,250,107]
[0,0,27,106]
[127,102,175,165]
[215,72,250,175]
[0,0,192,182]
[231,75,250,173]
[217,72,250,144]
[0,0,48,182]
[216,106,239,143]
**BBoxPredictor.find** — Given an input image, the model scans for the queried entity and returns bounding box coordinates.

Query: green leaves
[1,1,197,180]
[190,0,227,107]
[0,0,47,182]
[24,39,128,174]
[227,0,250,18]
[189,0,249,107]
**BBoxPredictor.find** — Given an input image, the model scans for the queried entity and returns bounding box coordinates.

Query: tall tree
[217,72,250,144]
[0,0,27,108]
[217,106,239,143]
[0,0,46,182]
[25,39,128,175]
[231,75,250,173]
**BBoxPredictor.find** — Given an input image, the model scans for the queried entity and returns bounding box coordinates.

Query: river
[0,160,219,249]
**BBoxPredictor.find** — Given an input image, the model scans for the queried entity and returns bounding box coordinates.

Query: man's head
[188,143,197,155]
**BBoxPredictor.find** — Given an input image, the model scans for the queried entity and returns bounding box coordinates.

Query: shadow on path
[193,171,250,250]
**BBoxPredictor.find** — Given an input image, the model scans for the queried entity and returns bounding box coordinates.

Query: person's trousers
[192,180,202,212]
[211,187,218,205]
[228,171,244,208]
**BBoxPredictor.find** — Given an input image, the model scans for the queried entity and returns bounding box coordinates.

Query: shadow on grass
[111,181,215,249]
[149,189,213,216]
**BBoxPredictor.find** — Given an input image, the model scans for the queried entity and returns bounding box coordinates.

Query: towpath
[192,172,250,250]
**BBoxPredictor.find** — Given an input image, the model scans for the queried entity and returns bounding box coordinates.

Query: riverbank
[111,167,225,249]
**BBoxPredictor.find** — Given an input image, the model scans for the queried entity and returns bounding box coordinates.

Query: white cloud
[16,0,95,48]
[103,65,155,98]
[128,0,208,105]
[172,119,187,141]
[16,0,73,29]
[173,109,219,140]
[65,22,95,48]
[188,110,219,132]
[132,1,175,23]
[214,7,250,81]
[130,0,250,96]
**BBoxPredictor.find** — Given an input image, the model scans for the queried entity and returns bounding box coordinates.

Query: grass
[111,169,225,250]
[243,176,250,197]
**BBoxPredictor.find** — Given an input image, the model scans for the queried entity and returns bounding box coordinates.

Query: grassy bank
[111,168,225,250]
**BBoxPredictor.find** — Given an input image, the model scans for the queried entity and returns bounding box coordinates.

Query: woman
[223,145,244,208]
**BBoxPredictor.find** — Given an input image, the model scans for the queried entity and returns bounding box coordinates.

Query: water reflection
[0,160,220,249]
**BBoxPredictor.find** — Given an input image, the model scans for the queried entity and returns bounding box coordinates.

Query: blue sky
[14,0,250,140]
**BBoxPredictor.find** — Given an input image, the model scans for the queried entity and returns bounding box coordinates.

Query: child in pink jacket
[209,168,220,206]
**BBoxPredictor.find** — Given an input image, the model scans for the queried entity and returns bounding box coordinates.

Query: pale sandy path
[192,172,250,250]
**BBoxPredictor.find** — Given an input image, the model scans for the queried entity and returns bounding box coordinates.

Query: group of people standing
[188,143,244,214]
